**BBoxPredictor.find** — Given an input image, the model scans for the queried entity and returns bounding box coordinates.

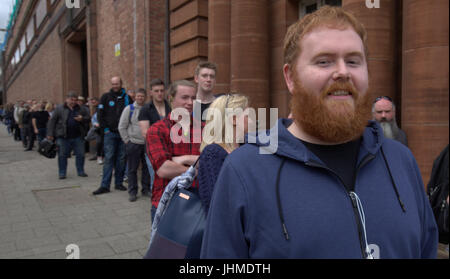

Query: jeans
[36,128,47,143]
[151,205,157,223]
[101,131,126,189]
[126,142,150,196]
[95,133,104,157]
[144,153,155,193]
[56,137,85,177]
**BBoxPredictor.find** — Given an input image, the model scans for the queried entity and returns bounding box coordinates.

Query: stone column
[343,0,400,105]
[208,0,231,94]
[230,0,270,110]
[402,0,449,185]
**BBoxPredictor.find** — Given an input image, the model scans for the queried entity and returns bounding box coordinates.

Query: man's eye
[316,60,330,66]
[346,59,361,66]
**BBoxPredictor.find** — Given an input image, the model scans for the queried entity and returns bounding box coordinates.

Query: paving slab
[0,126,152,259]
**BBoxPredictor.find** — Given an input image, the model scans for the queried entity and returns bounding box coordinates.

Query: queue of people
[0,5,447,259]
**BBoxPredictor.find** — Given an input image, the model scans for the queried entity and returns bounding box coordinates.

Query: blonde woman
[45,102,55,117]
[198,94,254,215]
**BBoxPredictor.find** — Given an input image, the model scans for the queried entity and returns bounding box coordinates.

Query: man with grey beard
[372,96,408,146]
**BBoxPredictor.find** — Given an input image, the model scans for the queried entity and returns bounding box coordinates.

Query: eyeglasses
[374,96,393,104]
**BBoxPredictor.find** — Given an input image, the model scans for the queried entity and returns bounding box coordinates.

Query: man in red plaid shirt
[146,80,201,221]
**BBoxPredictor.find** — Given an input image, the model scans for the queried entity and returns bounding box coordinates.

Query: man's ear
[283,64,295,94]
[194,74,199,84]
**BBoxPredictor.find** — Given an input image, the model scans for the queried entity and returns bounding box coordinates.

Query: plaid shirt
[146,115,202,208]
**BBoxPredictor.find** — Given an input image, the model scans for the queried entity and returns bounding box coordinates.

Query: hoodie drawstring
[350,192,374,259]
[381,146,406,213]
[276,158,290,241]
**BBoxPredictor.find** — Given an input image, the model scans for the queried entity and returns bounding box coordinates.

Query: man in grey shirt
[118,88,150,202]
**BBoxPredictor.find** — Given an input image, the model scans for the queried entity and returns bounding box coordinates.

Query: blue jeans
[101,131,126,189]
[144,153,155,193]
[36,128,47,142]
[151,205,157,223]
[56,137,85,177]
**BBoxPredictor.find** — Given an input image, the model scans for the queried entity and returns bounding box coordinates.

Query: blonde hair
[45,102,54,112]
[200,94,249,152]
[284,5,368,69]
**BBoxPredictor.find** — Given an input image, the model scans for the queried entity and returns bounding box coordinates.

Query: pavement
[0,125,152,259]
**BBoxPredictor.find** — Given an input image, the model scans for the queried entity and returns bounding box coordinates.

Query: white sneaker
[97,158,104,165]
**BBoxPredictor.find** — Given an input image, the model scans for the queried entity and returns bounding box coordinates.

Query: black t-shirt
[66,107,81,139]
[22,111,33,126]
[201,103,211,120]
[301,138,362,192]
[32,111,50,129]
[138,101,171,126]
[193,101,212,122]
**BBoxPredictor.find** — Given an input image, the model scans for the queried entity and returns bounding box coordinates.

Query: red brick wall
[95,0,165,99]
[6,27,63,104]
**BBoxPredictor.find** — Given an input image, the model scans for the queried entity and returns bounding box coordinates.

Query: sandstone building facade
[1,0,448,184]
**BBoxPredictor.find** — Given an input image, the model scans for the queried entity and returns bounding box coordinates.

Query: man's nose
[333,60,350,81]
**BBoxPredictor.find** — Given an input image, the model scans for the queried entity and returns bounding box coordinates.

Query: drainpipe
[143,0,147,89]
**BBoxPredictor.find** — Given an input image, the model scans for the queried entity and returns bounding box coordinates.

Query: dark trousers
[96,133,104,157]
[13,124,20,140]
[126,142,150,196]
[20,127,27,147]
[24,125,35,150]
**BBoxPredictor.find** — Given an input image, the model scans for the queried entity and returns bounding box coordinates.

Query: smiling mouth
[328,90,352,97]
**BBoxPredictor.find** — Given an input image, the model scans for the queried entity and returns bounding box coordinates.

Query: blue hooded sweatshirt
[200,119,438,259]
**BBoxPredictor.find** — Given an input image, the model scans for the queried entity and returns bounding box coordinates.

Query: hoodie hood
[246,118,385,164]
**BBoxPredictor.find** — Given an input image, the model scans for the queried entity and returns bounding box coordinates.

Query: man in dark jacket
[93,76,130,195]
[47,91,90,179]
[201,6,438,259]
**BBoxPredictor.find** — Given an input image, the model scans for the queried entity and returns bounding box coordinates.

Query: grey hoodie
[118,102,145,145]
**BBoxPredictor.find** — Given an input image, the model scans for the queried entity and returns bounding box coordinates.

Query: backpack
[38,139,57,159]
[129,104,135,123]
[427,145,449,244]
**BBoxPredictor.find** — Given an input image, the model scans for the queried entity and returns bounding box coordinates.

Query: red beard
[290,78,372,143]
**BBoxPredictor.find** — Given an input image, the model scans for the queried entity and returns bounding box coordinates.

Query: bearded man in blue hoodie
[200,6,438,259]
